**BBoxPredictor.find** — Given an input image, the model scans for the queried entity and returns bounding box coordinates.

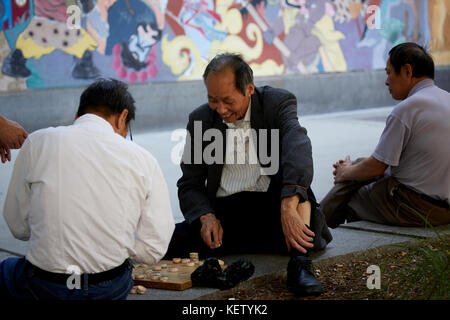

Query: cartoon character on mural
[162,0,226,80]
[263,0,346,73]
[86,0,117,55]
[1,0,100,79]
[105,0,165,82]
[236,0,285,76]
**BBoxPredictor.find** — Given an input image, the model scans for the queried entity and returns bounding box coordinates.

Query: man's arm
[334,155,388,183]
[269,89,315,253]
[132,160,175,265]
[3,139,32,240]
[177,112,216,224]
[0,115,28,163]
[273,90,313,202]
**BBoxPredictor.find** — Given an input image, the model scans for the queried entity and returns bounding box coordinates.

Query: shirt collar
[74,113,115,133]
[225,97,252,128]
[408,78,435,98]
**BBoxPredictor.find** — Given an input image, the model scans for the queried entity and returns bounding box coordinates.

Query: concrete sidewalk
[1,106,448,300]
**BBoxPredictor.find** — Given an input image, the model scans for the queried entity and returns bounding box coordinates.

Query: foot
[286,255,323,297]
[223,258,254,288]
[2,49,31,78]
[72,51,100,79]
[191,258,255,290]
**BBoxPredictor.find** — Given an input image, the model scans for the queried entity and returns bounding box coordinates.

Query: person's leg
[349,175,450,227]
[320,180,371,228]
[320,157,374,228]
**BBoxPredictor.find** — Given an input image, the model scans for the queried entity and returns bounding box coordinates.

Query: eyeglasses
[128,122,133,141]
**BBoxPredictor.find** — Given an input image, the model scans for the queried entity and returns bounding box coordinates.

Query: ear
[402,64,413,79]
[117,109,129,131]
[114,109,128,138]
[246,83,255,97]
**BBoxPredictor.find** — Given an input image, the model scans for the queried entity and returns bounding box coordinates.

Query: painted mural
[0,0,448,91]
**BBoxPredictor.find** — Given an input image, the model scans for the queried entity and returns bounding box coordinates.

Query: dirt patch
[197,235,449,300]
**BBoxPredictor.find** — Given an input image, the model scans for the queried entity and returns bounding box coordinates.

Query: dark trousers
[164,185,332,259]
[0,257,133,300]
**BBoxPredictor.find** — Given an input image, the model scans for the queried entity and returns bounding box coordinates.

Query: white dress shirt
[3,114,175,273]
[216,101,271,197]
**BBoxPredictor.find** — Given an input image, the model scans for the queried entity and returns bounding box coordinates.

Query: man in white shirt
[321,42,450,228]
[0,79,175,300]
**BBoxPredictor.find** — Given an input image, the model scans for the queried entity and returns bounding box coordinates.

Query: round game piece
[187,262,195,267]
[218,259,224,266]
[140,264,149,269]
[182,258,190,264]
[169,267,178,272]
[151,275,160,280]
[189,252,199,259]
[161,263,168,268]
[136,285,146,294]
[153,265,162,271]
[160,276,169,282]
[135,274,145,280]
[172,258,181,264]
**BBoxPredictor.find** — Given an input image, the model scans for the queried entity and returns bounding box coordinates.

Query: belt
[29,259,131,286]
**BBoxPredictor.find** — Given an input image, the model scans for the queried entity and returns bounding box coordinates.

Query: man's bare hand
[0,115,28,150]
[200,213,223,249]
[281,197,315,254]
[333,155,352,183]
[0,146,11,163]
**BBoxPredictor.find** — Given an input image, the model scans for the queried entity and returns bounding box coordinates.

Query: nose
[216,102,228,116]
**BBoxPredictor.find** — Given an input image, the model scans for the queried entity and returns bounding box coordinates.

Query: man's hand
[0,145,11,163]
[0,115,28,150]
[333,155,352,183]
[281,196,314,254]
[200,213,223,250]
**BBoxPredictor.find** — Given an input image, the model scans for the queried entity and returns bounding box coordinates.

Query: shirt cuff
[281,185,309,203]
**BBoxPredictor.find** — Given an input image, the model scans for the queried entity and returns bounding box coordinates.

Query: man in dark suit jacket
[166,53,332,297]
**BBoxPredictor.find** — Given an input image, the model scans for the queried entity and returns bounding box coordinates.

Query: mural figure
[86,0,117,55]
[1,0,100,79]
[106,0,164,81]
[237,0,285,76]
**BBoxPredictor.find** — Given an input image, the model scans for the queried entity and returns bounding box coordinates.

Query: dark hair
[203,53,253,96]
[388,42,435,79]
[77,78,136,123]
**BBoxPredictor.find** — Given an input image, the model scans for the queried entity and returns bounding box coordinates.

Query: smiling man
[166,53,332,297]
[321,42,450,228]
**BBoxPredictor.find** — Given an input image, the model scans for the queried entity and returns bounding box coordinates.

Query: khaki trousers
[321,175,450,228]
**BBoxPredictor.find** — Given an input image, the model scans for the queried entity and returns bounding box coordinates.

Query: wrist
[200,213,215,224]
[281,194,300,214]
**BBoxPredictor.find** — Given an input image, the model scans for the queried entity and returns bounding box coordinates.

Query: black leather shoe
[286,256,323,297]
[191,258,255,290]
